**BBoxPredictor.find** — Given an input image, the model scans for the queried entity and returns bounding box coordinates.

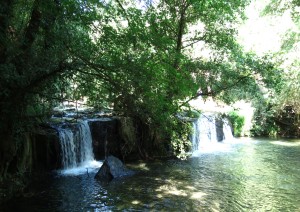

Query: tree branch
[21,0,41,52]
[0,0,15,63]
[115,0,131,24]
[179,74,252,107]
[23,61,70,93]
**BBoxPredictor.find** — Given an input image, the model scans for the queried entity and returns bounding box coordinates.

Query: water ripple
[2,138,300,211]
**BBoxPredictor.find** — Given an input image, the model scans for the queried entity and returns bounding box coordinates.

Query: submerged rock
[95,156,134,182]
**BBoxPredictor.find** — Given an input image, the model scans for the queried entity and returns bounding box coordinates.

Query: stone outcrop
[215,117,224,142]
[22,118,121,171]
[94,155,134,182]
[6,116,153,173]
[88,118,120,160]
[32,126,61,170]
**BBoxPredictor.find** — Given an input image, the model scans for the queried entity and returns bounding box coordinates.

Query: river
[2,138,300,211]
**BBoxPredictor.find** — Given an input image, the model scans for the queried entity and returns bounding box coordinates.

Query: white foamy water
[57,119,99,174]
[78,120,94,163]
[58,128,77,168]
[191,113,236,155]
[192,142,233,155]
[58,160,103,176]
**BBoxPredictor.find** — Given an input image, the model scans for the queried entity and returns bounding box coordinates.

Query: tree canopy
[244,0,300,137]
[0,0,292,178]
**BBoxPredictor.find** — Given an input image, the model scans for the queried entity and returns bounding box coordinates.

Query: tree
[242,0,300,137]
[261,0,300,113]
[71,0,282,157]
[0,0,284,183]
[0,0,87,180]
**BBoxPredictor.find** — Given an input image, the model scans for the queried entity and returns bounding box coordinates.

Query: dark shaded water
[2,138,300,211]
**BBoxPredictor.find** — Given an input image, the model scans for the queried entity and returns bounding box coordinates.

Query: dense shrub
[227,111,245,137]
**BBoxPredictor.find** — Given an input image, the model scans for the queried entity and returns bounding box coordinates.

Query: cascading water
[223,118,234,141]
[191,120,200,151]
[77,120,94,163]
[58,128,76,168]
[57,120,101,175]
[191,113,234,154]
[192,114,218,152]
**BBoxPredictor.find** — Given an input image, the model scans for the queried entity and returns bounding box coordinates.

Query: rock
[33,128,61,170]
[88,118,121,160]
[95,156,134,182]
[215,117,224,142]
[52,110,66,118]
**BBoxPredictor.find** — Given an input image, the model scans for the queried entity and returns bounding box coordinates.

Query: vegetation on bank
[0,0,299,193]
[227,111,245,137]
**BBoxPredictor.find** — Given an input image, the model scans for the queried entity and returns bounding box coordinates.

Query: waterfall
[191,121,200,151]
[58,120,95,169]
[223,119,234,141]
[78,120,94,163]
[192,114,218,151]
[191,113,234,153]
[58,128,77,168]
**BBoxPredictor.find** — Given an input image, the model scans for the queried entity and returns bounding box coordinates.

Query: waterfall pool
[2,138,300,211]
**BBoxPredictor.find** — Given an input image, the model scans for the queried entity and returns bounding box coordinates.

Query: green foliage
[249,0,300,138]
[227,111,245,137]
[71,0,259,157]
[170,120,193,159]
[0,0,86,179]
[185,110,201,119]
[251,100,279,137]
[0,0,291,181]
[276,68,300,113]
[251,99,299,138]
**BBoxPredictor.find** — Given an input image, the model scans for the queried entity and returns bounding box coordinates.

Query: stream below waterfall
[2,138,300,211]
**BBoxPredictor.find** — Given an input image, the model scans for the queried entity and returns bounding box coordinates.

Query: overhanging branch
[179,74,252,107]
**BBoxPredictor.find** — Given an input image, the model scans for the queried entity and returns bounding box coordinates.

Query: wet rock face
[215,117,224,142]
[88,118,120,160]
[30,118,121,171]
[94,155,134,182]
[30,117,127,172]
[32,127,61,170]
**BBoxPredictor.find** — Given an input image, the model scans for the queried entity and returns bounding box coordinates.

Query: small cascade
[78,120,94,163]
[223,119,234,141]
[57,120,97,172]
[58,128,76,168]
[191,113,234,154]
[191,121,200,151]
[198,114,218,143]
[192,114,218,152]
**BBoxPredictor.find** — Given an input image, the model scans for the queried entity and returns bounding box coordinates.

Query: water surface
[2,138,300,211]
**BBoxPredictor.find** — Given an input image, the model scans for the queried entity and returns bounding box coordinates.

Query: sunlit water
[2,138,300,211]
[57,160,103,176]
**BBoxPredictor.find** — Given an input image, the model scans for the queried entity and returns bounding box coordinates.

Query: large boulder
[95,155,134,182]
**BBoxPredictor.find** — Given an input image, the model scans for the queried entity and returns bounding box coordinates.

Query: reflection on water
[2,138,300,211]
[271,140,300,147]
